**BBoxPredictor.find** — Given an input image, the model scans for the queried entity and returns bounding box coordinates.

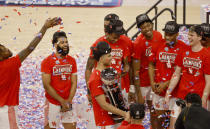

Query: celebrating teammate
[41,31,77,129]
[0,17,61,128]
[88,41,129,128]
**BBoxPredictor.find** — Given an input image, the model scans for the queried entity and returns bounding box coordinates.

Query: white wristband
[129,85,135,93]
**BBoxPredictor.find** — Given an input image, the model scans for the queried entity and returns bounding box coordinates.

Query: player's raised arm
[18,17,61,62]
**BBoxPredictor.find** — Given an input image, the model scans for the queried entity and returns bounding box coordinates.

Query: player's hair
[105,19,124,35]
[92,41,111,61]
[184,93,202,105]
[189,25,203,37]
[104,13,119,21]
[52,31,67,45]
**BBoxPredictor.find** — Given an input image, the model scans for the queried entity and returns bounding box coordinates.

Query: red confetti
[18,12,21,16]
[76,21,81,23]
[59,26,64,29]
[5,16,9,18]
[13,9,17,12]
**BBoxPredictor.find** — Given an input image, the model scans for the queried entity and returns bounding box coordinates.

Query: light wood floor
[0,2,207,56]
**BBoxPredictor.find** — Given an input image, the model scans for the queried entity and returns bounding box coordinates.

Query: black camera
[176,98,186,109]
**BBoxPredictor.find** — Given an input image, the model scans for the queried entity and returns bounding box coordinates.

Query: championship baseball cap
[130,103,145,119]
[91,41,112,61]
[201,23,210,38]
[136,14,152,28]
[105,19,125,35]
[104,13,119,21]
[162,21,179,34]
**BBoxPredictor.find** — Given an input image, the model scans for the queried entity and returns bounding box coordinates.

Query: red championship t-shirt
[120,35,134,92]
[117,121,145,129]
[149,40,189,96]
[90,36,129,73]
[133,31,163,87]
[175,47,210,99]
[90,36,129,90]
[41,53,77,105]
[0,55,21,106]
[88,69,115,126]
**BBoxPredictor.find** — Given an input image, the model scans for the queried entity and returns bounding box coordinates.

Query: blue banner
[0,0,122,7]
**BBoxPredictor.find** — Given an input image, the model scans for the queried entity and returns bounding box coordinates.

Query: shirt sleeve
[121,121,129,125]
[7,55,22,68]
[132,36,144,59]
[41,58,51,74]
[89,78,104,97]
[72,58,77,74]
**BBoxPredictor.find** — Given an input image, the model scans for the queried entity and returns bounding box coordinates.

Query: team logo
[183,57,202,70]
[159,52,177,63]
[111,49,123,59]
[145,46,152,57]
[53,64,73,75]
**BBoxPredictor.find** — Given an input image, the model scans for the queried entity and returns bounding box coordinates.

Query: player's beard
[57,45,69,56]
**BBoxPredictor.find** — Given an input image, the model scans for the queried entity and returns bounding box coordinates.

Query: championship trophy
[101,67,128,123]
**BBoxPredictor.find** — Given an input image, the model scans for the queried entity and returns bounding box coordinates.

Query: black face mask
[56,45,69,56]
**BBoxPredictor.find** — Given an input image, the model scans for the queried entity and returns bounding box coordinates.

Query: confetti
[164,47,169,51]
[145,41,149,46]
[59,26,64,29]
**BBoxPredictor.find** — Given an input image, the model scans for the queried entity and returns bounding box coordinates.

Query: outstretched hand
[44,17,62,28]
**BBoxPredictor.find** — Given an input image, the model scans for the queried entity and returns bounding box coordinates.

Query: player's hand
[156,82,168,95]
[128,92,136,103]
[151,82,158,94]
[60,100,69,112]
[124,111,130,122]
[44,17,62,29]
[202,95,208,109]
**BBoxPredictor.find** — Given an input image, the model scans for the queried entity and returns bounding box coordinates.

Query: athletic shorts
[140,86,153,100]
[0,106,19,129]
[152,94,176,110]
[44,100,76,128]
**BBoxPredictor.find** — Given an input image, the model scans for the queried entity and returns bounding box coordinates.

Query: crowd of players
[0,12,210,129]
